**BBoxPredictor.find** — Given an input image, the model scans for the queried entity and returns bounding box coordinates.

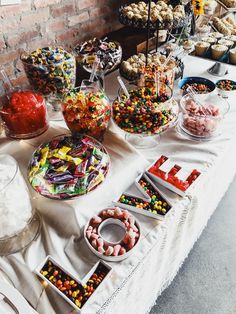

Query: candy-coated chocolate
[40,259,109,309]
[112,84,177,135]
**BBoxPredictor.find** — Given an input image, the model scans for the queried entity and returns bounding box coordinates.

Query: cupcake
[201,37,217,45]
[209,32,224,39]
[229,47,236,64]
[225,35,236,44]
[218,39,234,48]
[195,41,210,56]
[182,39,195,51]
[211,44,228,60]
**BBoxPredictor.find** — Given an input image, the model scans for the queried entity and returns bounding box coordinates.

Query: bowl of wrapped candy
[28,134,110,200]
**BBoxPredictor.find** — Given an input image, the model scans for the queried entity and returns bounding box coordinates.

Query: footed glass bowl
[112,81,179,148]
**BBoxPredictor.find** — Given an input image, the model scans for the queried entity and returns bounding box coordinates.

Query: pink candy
[85,207,140,258]
[183,99,220,137]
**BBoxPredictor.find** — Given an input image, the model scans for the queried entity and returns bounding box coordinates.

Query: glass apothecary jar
[0,155,41,255]
[62,82,111,141]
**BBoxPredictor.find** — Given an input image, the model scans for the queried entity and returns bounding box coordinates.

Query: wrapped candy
[28,134,110,199]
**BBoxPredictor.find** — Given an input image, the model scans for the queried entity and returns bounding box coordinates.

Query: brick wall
[0,0,126,88]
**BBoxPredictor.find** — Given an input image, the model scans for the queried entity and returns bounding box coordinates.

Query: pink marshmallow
[113,244,121,256]
[91,239,97,248]
[92,215,102,224]
[105,246,114,256]
[98,246,105,254]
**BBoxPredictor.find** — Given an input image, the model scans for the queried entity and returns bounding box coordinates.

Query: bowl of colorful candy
[178,77,216,98]
[178,93,230,140]
[62,86,111,141]
[112,81,179,138]
[0,90,48,139]
[28,134,110,200]
[216,79,236,98]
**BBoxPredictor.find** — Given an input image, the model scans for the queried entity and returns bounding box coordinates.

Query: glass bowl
[0,90,48,139]
[21,47,76,121]
[178,93,230,140]
[28,134,110,200]
[112,81,179,148]
[74,39,122,74]
[62,85,111,141]
[0,154,41,255]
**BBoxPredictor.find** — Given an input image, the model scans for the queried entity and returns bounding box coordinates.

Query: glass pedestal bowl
[0,155,41,256]
[112,81,179,149]
[21,47,76,121]
[177,93,230,141]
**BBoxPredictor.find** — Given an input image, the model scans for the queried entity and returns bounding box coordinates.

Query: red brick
[20,8,50,28]
[46,20,66,33]
[0,36,6,51]
[34,0,60,9]
[0,19,19,34]
[27,38,53,52]
[7,30,39,48]
[56,28,78,43]
[77,0,97,10]
[68,12,89,27]
[0,1,31,19]
[90,6,112,19]
[11,75,29,88]
[3,64,15,78]
[0,49,21,65]
[51,3,75,18]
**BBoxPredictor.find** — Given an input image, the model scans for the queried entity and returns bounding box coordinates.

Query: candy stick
[117,76,130,100]
[186,86,206,109]
[89,59,100,82]
[155,71,160,97]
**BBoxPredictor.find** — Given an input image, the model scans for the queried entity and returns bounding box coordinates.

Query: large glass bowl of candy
[177,93,230,140]
[112,81,179,148]
[28,134,110,200]
[74,38,122,74]
[62,85,111,141]
[0,89,48,139]
[0,154,41,255]
[21,47,76,121]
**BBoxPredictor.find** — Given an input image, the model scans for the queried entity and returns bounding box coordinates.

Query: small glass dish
[177,93,230,140]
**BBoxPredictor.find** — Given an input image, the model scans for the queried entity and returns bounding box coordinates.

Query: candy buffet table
[0,55,236,314]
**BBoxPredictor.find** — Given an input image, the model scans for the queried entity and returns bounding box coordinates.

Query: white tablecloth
[0,56,236,314]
